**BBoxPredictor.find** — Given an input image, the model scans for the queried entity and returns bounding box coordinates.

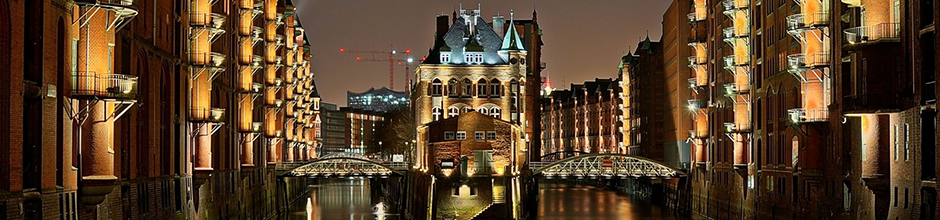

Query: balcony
[688,78,706,89]
[787,53,829,81]
[788,108,828,123]
[689,129,709,139]
[189,52,226,67]
[721,0,749,10]
[266,99,284,109]
[687,56,706,67]
[723,55,735,71]
[276,13,285,27]
[247,122,263,133]
[844,23,901,45]
[724,83,748,95]
[252,26,263,38]
[239,82,263,94]
[189,13,226,42]
[74,0,138,25]
[190,108,226,123]
[723,122,751,133]
[71,72,138,100]
[786,12,829,32]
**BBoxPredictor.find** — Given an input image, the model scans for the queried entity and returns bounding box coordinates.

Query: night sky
[293,0,671,106]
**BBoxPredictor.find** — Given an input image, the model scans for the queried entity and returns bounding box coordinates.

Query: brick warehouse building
[679,0,940,219]
[0,0,323,219]
[412,7,531,172]
[541,78,623,156]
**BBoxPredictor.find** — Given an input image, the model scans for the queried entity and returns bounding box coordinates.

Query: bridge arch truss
[281,157,403,178]
[533,154,686,178]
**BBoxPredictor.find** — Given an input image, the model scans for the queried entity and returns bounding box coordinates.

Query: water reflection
[283,178,398,220]
[537,182,688,220]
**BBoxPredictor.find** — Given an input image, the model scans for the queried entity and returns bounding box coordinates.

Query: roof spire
[500,9,526,51]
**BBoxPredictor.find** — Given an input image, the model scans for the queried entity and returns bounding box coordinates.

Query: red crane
[340,44,415,91]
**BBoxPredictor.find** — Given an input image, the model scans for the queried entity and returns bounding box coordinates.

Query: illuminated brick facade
[413,7,529,172]
[680,0,940,219]
[0,0,318,219]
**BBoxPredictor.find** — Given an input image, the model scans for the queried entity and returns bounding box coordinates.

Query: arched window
[479,107,489,115]
[490,107,501,118]
[432,107,442,121]
[448,107,460,117]
[477,79,487,97]
[490,79,501,97]
[431,79,442,96]
[463,78,472,97]
[462,106,472,113]
[448,79,458,96]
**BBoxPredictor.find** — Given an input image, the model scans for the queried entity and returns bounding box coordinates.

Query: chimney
[492,15,505,38]
[436,15,450,41]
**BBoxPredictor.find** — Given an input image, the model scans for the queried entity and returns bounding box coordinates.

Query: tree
[375,110,416,161]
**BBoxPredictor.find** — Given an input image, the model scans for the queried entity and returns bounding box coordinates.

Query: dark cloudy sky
[292,0,671,106]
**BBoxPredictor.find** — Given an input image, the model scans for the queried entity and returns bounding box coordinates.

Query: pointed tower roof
[500,10,526,51]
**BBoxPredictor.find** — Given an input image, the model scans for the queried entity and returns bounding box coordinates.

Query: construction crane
[339,44,416,91]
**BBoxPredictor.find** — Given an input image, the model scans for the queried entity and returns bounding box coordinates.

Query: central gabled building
[413,7,529,174]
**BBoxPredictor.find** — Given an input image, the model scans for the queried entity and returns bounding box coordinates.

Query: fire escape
[686,0,709,168]
[262,4,286,165]
[786,0,831,123]
[237,0,265,167]
[189,0,226,173]
[721,0,751,169]
[69,0,138,205]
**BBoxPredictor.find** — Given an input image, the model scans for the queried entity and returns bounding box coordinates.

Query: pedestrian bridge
[277,153,407,178]
[529,154,686,179]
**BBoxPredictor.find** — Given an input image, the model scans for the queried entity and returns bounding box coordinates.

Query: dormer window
[440,52,451,64]
[465,52,483,64]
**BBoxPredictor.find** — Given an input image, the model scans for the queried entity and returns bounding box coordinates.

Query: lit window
[444,131,455,140]
[456,131,466,140]
[441,53,451,63]
[475,131,485,140]
[448,107,459,117]
[489,107,500,118]
[432,107,442,121]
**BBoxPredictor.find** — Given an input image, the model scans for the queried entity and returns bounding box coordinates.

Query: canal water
[284,178,686,220]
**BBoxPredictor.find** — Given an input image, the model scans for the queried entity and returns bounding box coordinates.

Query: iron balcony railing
[689,129,709,139]
[190,108,226,123]
[786,12,829,32]
[844,23,900,44]
[788,108,828,123]
[71,71,138,100]
[688,56,706,67]
[787,53,829,71]
[252,26,263,38]
[689,78,706,88]
[723,55,735,71]
[76,0,134,6]
[724,83,748,95]
[189,52,226,67]
[722,0,749,10]
[724,122,751,133]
